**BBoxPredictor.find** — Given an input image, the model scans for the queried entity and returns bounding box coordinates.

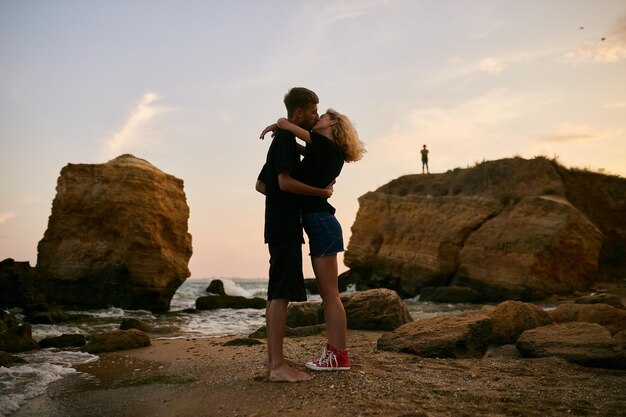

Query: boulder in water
[36,155,193,312]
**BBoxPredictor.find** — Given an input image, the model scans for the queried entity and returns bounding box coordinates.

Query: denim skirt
[302,211,344,257]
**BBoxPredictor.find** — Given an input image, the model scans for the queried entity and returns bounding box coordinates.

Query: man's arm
[278,172,332,198]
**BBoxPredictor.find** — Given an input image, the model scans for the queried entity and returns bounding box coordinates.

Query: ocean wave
[0,350,97,416]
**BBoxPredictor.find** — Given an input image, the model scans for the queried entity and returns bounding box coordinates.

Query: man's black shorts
[267,242,307,302]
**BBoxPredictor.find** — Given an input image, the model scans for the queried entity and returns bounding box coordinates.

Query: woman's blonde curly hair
[327,108,366,162]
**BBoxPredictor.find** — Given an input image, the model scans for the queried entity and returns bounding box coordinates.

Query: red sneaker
[306,344,350,371]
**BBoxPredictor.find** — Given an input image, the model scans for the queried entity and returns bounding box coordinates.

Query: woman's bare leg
[312,254,347,350]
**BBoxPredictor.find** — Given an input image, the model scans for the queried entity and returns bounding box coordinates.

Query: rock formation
[548,303,626,335]
[516,322,625,368]
[376,300,625,369]
[340,288,413,331]
[344,157,624,301]
[195,294,266,310]
[36,154,193,312]
[377,314,493,358]
[0,258,46,309]
[81,329,151,354]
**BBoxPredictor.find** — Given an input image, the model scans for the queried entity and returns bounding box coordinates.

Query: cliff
[36,154,193,312]
[344,157,625,301]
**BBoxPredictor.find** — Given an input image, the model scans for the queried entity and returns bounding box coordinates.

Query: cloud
[0,212,16,225]
[563,16,626,64]
[479,57,504,73]
[431,55,508,84]
[534,124,624,143]
[100,92,169,161]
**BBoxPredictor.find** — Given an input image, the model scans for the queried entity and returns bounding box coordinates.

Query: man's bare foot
[269,364,313,383]
[266,358,300,371]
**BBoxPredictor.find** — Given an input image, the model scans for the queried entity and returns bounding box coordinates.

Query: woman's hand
[260,123,278,140]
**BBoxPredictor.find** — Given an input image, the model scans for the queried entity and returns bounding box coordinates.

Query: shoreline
[12,330,626,417]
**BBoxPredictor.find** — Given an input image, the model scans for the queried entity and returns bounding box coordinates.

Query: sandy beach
[12,330,626,417]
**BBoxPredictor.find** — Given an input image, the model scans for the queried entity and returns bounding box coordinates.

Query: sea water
[1,278,268,416]
[0,278,479,416]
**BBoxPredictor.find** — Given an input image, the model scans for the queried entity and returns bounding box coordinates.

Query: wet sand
[13,330,626,417]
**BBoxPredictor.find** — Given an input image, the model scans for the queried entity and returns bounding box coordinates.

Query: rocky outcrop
[344,193,501,296]
[36,155,192,312]
[81,329,151,353]
[344,157,622,301]
[516,322,625,369]
[453,196,602,300]
[377,314,493,358]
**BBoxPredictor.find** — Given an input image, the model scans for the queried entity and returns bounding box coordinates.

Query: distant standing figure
[421,144,429,174]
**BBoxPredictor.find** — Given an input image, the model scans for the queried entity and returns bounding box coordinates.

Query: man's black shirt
[259,129,303,244]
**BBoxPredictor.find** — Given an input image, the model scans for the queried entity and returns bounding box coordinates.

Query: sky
[1,0,625,280]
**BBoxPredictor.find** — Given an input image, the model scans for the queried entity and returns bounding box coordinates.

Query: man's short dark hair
[284,87,319,118]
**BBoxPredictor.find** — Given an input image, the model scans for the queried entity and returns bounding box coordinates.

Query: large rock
[344,193,501,297]
[340,289,413,331]
[487,301,552,345]
[344,157,625,301]
[0,258,46,308]
[377,314,493,358]
[548,303,626,335]
[286,302,322,328]
[39,333,86,349]
[516,322,625,369]
[195,295,266,310]
[81,329,151,353]
[36,155,193,312]
[206,279,227,296]
[0,322,40,353]
[453,196,602,300]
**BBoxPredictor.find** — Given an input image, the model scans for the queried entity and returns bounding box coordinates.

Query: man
[421,144,430,174]
[256,87,332,382]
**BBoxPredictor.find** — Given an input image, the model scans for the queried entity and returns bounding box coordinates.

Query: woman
[260,109,365,371]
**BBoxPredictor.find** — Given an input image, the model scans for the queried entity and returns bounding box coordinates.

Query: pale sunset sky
[1,1,625,280]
